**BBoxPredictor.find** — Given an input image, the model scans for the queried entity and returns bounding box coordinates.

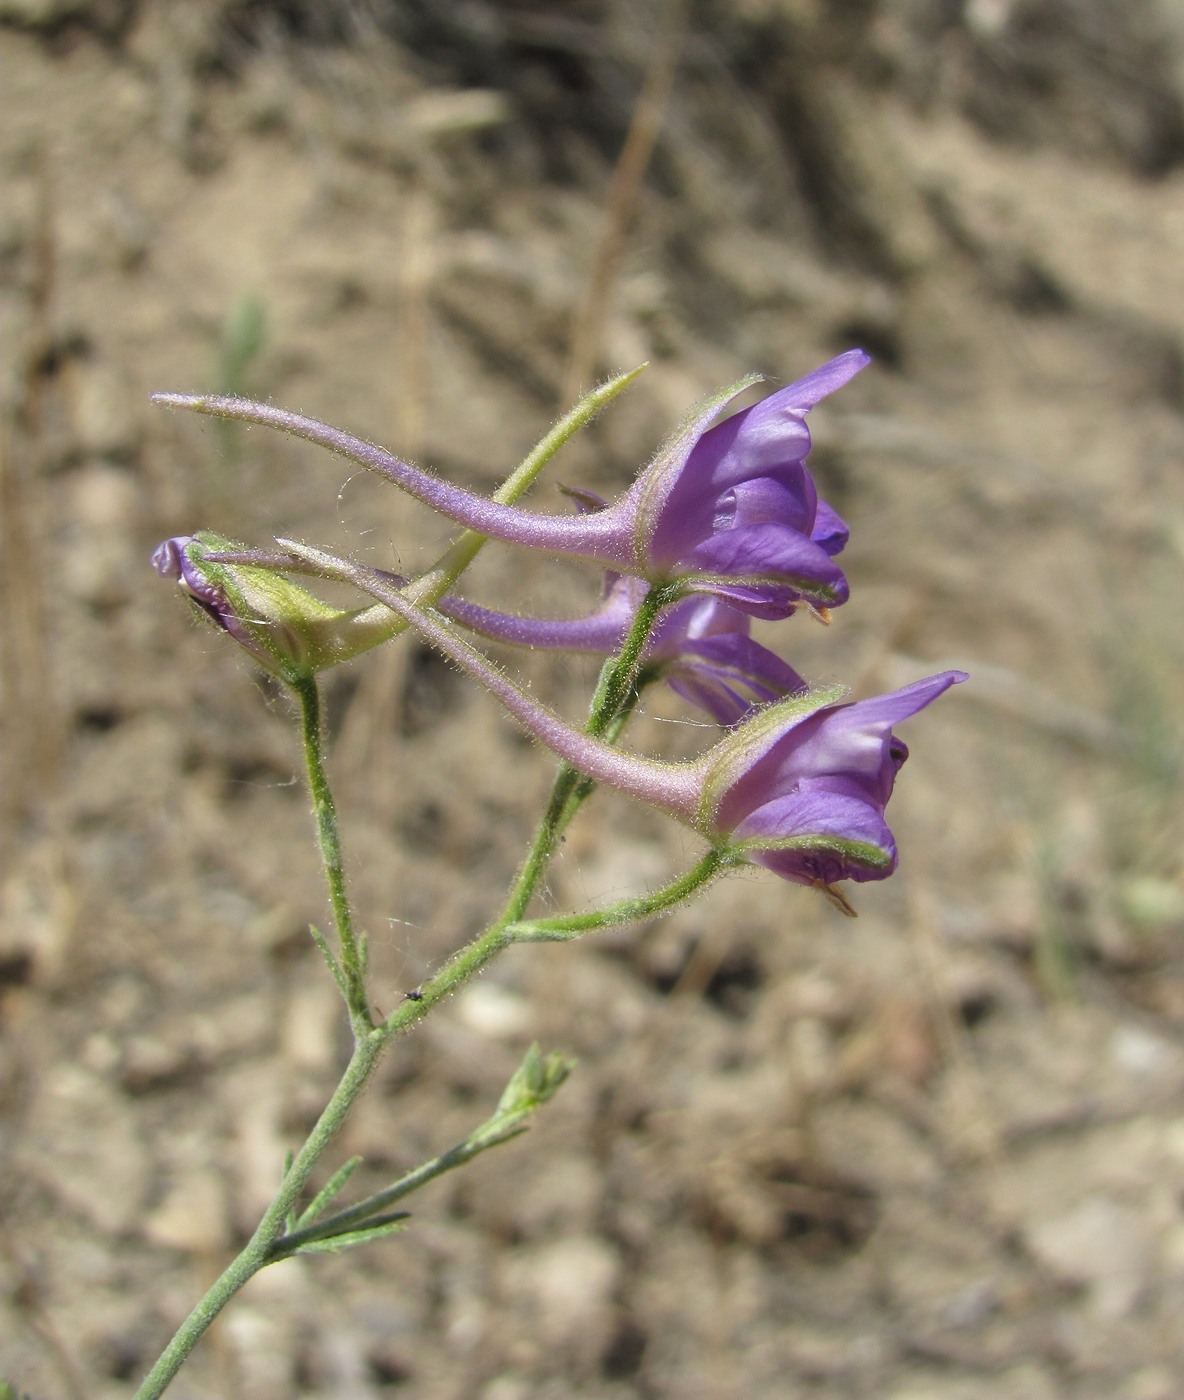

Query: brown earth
[2,3,1184,1397]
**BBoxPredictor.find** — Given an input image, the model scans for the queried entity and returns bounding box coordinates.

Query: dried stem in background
[562,0,684,404]
[1,151,61,829]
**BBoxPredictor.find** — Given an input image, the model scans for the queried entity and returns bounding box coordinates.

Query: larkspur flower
[282,542,966,903]
[152,351,868,620]
[429,573,806,727]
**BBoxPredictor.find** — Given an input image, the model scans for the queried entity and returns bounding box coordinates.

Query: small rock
[143,1167,231,1253]
[281,977,342,1072]
[1110,1024,1181,1079]
[222,1304,301,1397]
[1121,1365,1181,1400]
[498,1236,620,1365]
[454,981,532,1041]
[1117,875,1184,932]
[226,1064,288,1223]
[61,463,143,606]
[1026,1196,1152,1317]
[22,1065,149,1234]
[0,0,91,23]
[120,1033,195,1093]
[68,359,139,461]
[813,1099,941,1192]
[480,1378,529,1400]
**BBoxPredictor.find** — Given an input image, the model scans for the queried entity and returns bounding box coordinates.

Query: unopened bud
[152,533,399,682]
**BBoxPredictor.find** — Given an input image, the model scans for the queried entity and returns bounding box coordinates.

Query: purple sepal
[632,350,867,615]
[663,633,806,728]
[811,500,849,557]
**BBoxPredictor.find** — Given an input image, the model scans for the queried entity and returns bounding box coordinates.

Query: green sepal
[187,532,405,680]
[696,683,849,831]
[727,832,893,871]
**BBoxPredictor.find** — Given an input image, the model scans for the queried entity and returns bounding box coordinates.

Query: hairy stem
[133,1031,384,1400]
[294,673,371,1028]
[508,846,732,941]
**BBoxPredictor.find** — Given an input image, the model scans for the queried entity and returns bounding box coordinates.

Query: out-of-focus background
[3,2,1184,1396]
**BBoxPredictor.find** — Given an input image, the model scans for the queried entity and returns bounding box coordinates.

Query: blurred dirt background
[3,2,1184,1397]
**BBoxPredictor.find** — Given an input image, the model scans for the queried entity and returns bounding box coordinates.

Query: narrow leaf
[293,1213,411,1255]
[297,1156,364,1227]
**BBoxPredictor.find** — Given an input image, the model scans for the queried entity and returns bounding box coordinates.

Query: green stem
[508,847,732,941]
[586,585,675,737]
[133,1030,385,1400]
[293,673,371,1027]
[277,1108,526,1254]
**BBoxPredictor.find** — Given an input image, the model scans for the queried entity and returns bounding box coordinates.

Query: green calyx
[727,832,892,869]
[187,532,401,681]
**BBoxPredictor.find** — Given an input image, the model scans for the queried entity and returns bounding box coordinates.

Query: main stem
[133,922,518,1398]
[294,673,370,1027]
[132,1029,384,1400]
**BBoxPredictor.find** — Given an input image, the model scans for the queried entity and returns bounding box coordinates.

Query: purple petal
[152,535,196,583]
[648,593,750,649]
[645,352,868,569]
[664,635,807,727]
[732,786,897,885]
[811,499,849,557]
[718,474,818,537]
[684,522,850,616]
[714,671,966,833]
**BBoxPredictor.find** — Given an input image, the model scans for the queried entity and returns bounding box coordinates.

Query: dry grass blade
[1,153,61,828]
[562,0,685,404]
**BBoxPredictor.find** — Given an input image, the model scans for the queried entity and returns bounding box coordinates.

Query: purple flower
[152,351,868,619]
[694,673,965,889]
[282,542,965,902]
[433,574,806,727]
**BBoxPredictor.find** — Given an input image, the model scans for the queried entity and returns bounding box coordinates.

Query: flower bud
[152,533,399,681]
